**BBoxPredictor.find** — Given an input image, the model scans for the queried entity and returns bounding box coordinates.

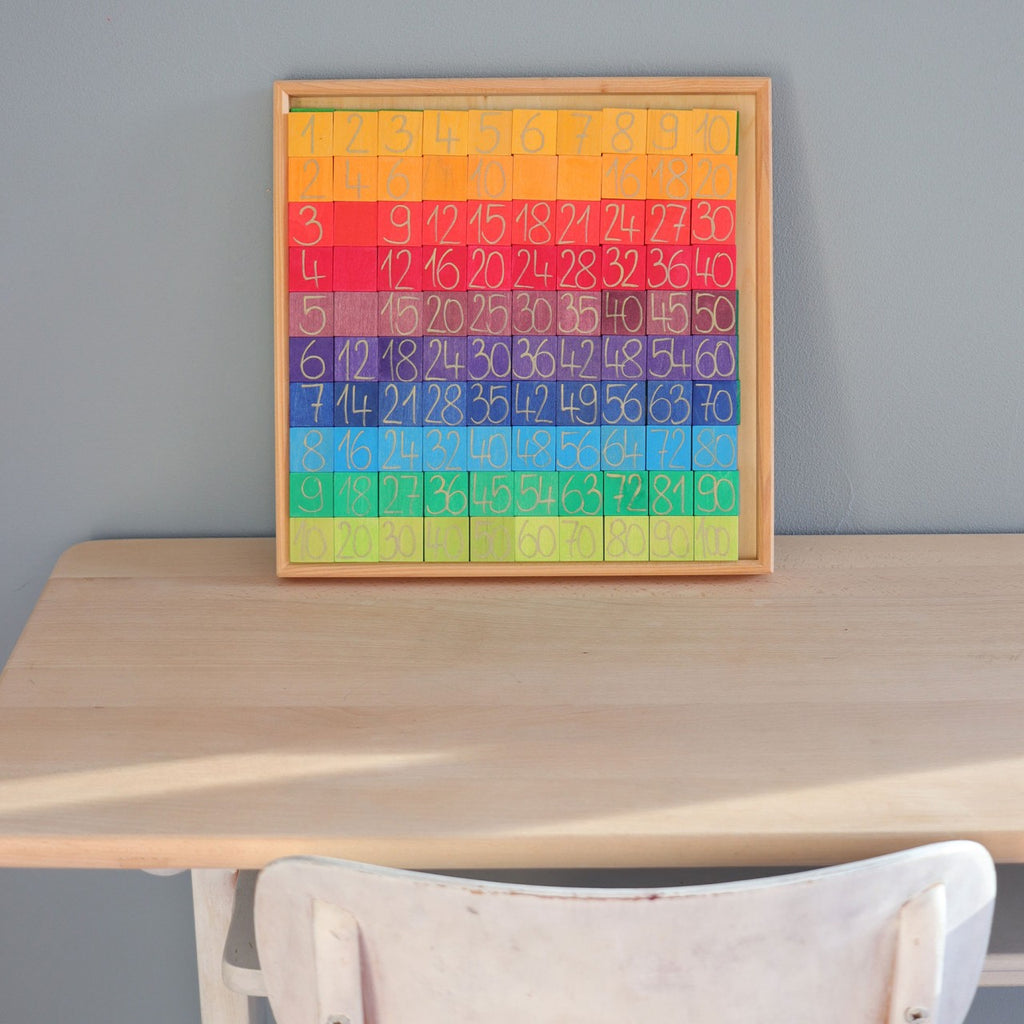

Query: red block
[645,200,690,245]
[512,200,555,245]
[467,246,513,290]
[557,246,601,291]
[690,199,735,244]
[692,245,737,290]
[646,244,693,290]
[289,246,334,291]
[423,201,467,245]
[601,245,645,290]
[333,246,378,291]
[423,245,468,291]
[467,200,513,245]
[378,202,423,246]
[333,201,378,245]
[555,200,600,245]
[377,246,423,291]
[600,200,645,244]
[512,245,558,290]
[288,202,334,247]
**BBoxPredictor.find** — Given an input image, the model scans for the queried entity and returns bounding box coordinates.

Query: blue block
[379,427,423,472]
[512,381,556,426]
[466,427,512,471]
[290,426,334,474]
[423,425,469,471]
[647,381,693,425]
[691,381,739,425]
[600,426,646,470]
[600,381,647,426]
[333,427,378,472]
[646,426,691,471]
[290,382,334,427]
[512,426,557,471]
[423,382,468,427]
[555,427,601,471]
[691,426,738,470]
[378,382,422,426]
[467,382,512,425]
[333,381,378,427]
[556,381,600,425]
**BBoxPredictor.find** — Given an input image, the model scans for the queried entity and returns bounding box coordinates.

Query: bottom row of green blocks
[290,515,739,563]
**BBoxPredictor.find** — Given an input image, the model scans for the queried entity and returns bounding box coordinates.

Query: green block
[333,472,377,518]
[290,473,334,517]
[379,472,423,517]
[424,472,469,517]
[469,472,515,517]
[694,471,739,516]
[603,471,648,516]
[557,471,603,516]
[470,517,516,562]
[649,471,692,517]
[424,517,469,562]
[514,472,559,516]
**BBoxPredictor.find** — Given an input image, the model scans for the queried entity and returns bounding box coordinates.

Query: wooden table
[2,534,1023,1019]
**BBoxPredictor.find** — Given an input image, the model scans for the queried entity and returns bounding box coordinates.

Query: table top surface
[1,534,1022,870]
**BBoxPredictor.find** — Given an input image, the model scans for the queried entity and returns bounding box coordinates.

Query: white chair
[253,841,995,1024]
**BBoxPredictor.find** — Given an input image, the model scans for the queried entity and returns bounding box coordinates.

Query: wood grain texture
[0,535,1021,869]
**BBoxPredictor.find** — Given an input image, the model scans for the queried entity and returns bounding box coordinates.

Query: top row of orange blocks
[287,108,738,159]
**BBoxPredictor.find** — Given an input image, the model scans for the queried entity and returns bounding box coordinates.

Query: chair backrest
[254,841,994,1024]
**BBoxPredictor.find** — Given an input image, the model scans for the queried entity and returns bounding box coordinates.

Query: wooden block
[512,245,557,290]
[376,246,422,292]
[694,470,739,516]
[603,516,649,561]
[422,245,468,291]
[423,291,469,336]
[289,517,334,563]
[333,201,377,245]
[333,381,378,427]
[468,471,515,516]
[556,156,602,200]
[511,290,557,335]
[692,244,737,290]
[556,292,601,336]
[691,154,737,200]
[377,157,423,202]
[379,472,424,517]
[378,381,422,426]
[423,200,467,244]
[512,109,558,155]
[601,154,647,199]
[376,291,423,337]
[467,245,513,290]
[334,517,380,563]
[557,470,603,516]
[289,472,334,517]
[378,202,423,247]
[646,244,693,291]
[378,110,423,156]
[288,156,333,203]
[604,470,649,516]
[554,425,601,470]
[600,200,645,244]
[649,515,694,561]
[332,110,378,156]
[514,516,560,562]
[647,380,693,425]
[602,336,647,380]
[646,156,691,201]
[690,199,735,244]
[422,156,469,201]
[511,381,556,426]
[649,470,692,516]
[555,200,600,245]
[647,335,692,381]
[511,335,557,380]
[289,381,333,426]
[378,336,422,382]
[692,381,739,426]
[332,246,377,291]
[512,155,558,199]
[421,473,468,520]
[333,157,378,201]
[558,517,603,561]
[288,201,334,246]
[693,514,739,560]
[466,426,512,471]
[467,200,513,245]
[422,381,467,427]
[469,516,516,561]
[289,246,334,291]
[511,426,556,471]
[691,290,738,335]
[334,472,378,517]
[333,427,378,473]
[378,426,423,472]
[601,245,645,289]
[646,199,690,244]
[468,156,513,200]
[601,109,647,155]
[467,382,511,425]
[423,110,470,156]
[557,109,602,156]
[423,338,469,382]
[556,336,601,380]
[378,517,424,562]
[290,337,333,382]
[423,425,468,471]
[288,111,333,156]
[514,471,559,515]
[289,292,333,337]
[691,335,737,381]
[512,200,555,245]
[466,336,512,380]
[424,517,470,562]
[467,110,512,155]
[692,109,738,155]
[646,426,691,471]
[601,290,646,334]
[556,384,600,427]
[600,425,645,470]
[691,426,738,471]
[334,289,381,336]
[601,381,647,426]
[646,109,693,156]
[334,337,378,383]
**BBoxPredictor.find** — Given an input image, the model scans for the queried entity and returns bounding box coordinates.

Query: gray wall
[1,0,1022,1020]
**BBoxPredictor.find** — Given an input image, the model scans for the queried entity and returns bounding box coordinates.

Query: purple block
[647,335,693,381]
[423,291,468,336]
[289,336,333,382]
[377,291,423,338]
[602,336,647,381]
[334,291,378,335]
[289,292,334,337]
[691,290,738,336]
[556,291,602,336]
[467,336,512,381]
[423,336,468,381]
[601,289,646,335]
[647,290,691,335]
[512,336,557,381]
[467,290,512,336]
[378,337,422,382]
[511,290,557,335]
[334,336,379,382]
[692,336,738,381]
[556,337,601,381]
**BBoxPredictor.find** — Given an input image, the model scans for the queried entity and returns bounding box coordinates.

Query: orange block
[288,156,333,202]
[468,109,512,155]
[692,154,737,200]
[423,110,469,155]
[557,109,602,156]
[512,155,558,199]
[288,111,333,156]
[422,155,469,200]
[333,110,378,156]
[693,109,738,155]
[647,155,692,201]
[601,154,647,199]
[556,155,602,200]
[647,109,694,155]
[468,155,513,200]
[379,110,423,156]
[512,109,558,155]
[601,108,648,154]
[378,157,423,202]
[333,157,378,202]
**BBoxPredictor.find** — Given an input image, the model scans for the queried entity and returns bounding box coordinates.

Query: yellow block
[333,156,378,202]
[512,155,558,199]
[512,109,558,155]
[379,110,423,156]
[288,111,333,156]
[333,110,378,156]
[556,155,602,200]
[468,109,513,155]
[692,109,738,155]
[288,156,333,202]
[422,155,469,200]
[557,108,602,156]
[646,109,694,155]
[423,110,470,155]
[601,108,648,154]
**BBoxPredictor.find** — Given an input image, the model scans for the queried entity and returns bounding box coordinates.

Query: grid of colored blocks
[287,106,741,563]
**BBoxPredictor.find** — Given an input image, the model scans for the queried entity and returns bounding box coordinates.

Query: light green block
[694,515,739,561]
[334,517,380,563]
[514,517,560,562]
[649,516,695,561]
[604,516,650,561]
[289,517,334,563]
[558,518,603,562]
[379,517,424,562]
[470,517,517,562]
[424,517,469,562]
